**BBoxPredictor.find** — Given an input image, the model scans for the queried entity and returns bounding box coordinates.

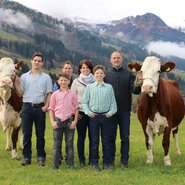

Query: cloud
[0,8,33,30]
[146,41,185,59]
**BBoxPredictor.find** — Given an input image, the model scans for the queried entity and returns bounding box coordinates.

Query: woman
[71,59,94,167]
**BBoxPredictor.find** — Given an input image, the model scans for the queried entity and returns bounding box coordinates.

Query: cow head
[128,56,176,97]
[0,57,23,104]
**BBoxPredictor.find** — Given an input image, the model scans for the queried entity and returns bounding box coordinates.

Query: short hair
[78,59,93,74]
[62,61,73,68]
[110,51,125,60]
[93,64,106,74]
[31,52,44,62]
[58,72,70,80]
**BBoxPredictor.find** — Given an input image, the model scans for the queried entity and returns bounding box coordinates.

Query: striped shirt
[82,81,117,117]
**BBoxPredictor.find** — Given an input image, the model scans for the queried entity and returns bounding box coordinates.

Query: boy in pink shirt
[48,72,79,170]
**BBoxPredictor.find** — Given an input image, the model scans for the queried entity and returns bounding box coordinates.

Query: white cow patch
[147,112,168,135]
[145,112,168,164]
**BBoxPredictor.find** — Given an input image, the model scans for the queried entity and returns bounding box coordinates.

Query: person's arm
[81,86,94,117]
[42,92,52,112]
[13,76,23,98]
[70,108,79,129]
[49,109,58,129]
[105,85,117,117]
[130,72,141,94]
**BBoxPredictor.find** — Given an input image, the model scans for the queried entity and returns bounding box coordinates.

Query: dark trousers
[53,127,75,165]
[89,113,112,165]
[21,103,46,161]
[77,112,91,164]
[110,111,130,164]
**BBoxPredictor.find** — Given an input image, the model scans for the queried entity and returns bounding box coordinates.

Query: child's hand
[52,121,59,129]
[103,113,111,118]
[90,113,97,118]
[70,121,76,129]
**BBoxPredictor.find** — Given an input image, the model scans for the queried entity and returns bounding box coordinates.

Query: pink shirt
[48,89,79,121]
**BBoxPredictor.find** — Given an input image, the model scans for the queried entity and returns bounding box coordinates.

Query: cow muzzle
[0,78,13,88]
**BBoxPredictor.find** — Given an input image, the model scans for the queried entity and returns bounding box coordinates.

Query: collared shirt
[20,70,52,103]
[82,81,117,117]
[48,89,79,121]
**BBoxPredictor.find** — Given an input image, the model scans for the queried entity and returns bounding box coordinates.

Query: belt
[24,102,44,108]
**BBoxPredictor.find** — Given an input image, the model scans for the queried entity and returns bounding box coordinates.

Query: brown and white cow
[0,57,23,159]
[128,56,185,166]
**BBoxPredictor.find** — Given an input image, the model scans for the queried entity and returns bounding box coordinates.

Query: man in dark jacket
[104,51,140,168]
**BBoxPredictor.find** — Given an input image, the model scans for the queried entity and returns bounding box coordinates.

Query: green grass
[0,30,28,42]
[0,113,185,185]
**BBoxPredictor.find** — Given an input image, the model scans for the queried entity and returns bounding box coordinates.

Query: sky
[10,0,185,27]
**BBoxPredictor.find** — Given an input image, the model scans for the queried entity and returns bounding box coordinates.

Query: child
[82,65,117,171]
[48,72,79,170]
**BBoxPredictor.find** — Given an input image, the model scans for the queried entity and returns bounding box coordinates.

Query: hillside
[0,1,185,91]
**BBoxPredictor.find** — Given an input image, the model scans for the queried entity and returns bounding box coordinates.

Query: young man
[82,65,117,171]
[104,51,141,168]
[14,52,53,166]
[48,72,79,170]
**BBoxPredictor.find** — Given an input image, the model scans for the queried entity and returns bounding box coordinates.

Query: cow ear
[128,62,142,72]
[161,62,176,72]
[15,60,24,71]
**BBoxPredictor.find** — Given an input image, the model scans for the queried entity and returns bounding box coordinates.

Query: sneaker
[68,164,75,170]
[38,160,45,166]
[103,164,110,170]
[80,161,85,167]
[92,164,101,171]
[21,159,31,166]
[121,163,128,169]
[53,165,59,170]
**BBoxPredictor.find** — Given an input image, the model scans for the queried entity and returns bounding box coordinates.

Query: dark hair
[58,72,70,80]
[31,52,44,62]
[62,61,72,68]
[78,59,93,74]
[93,64,106,74]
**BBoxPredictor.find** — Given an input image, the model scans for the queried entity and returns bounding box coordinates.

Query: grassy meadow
[0,113,185,185]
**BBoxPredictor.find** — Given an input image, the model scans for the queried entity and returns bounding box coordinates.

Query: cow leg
[162,127,171,166]
[172,127,181,155]
[146,125,154,164]
[5,127,12,151]
[11,126,21,160]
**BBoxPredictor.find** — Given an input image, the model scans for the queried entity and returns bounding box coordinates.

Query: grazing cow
[128,56,185,166]
[0,57,23,159]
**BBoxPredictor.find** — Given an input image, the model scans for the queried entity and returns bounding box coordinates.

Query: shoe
[80,161,85,167]
[68,164,75,170]
[38,160,45,166]
[103,164,110,170]
[58,159,62,166]
[121,163,128,169]
[53,165,59,170]
[21,159,31,166]
[92,164,100,171]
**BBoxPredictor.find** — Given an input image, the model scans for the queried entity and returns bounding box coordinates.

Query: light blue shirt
[82,81,117,117]
[20,71,52,103]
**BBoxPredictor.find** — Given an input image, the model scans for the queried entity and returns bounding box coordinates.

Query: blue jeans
[21,103,46,161]
[77,112,91,164]
[53,127,75,165]
[110,111,130,164]
[89,113,112,165]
